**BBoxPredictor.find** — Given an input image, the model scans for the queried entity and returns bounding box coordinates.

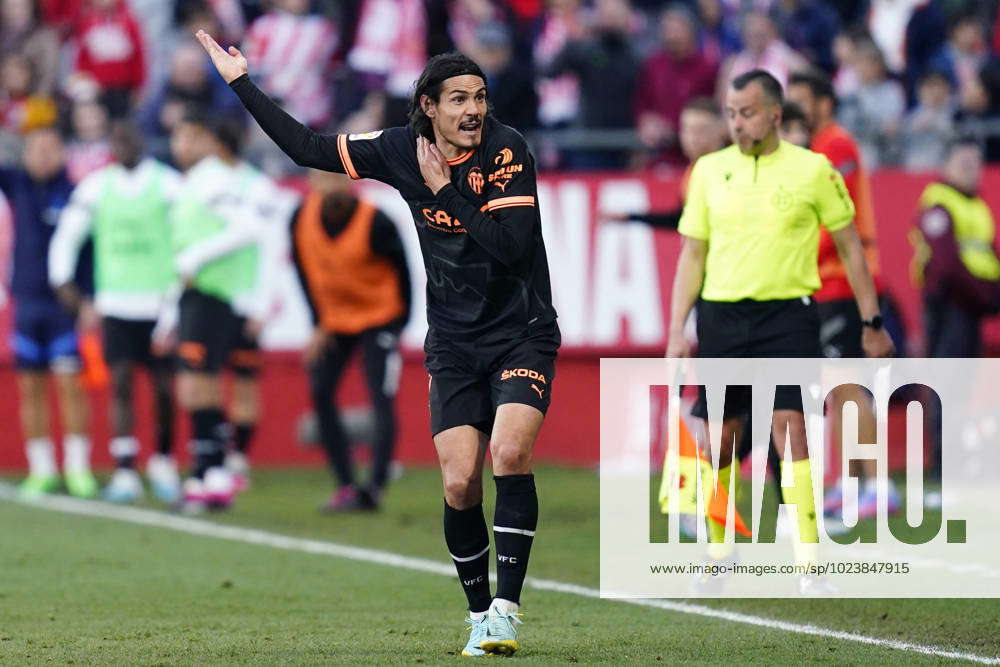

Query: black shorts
[425,321,560,437]
[816,298,864,358]
[177,289,238,373]
[102,317,157,366]
[228,316,261,378]
[693,297,820,419]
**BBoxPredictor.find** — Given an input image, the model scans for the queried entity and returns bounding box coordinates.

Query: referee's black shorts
[692,296,820,420]
[816,297,864,358]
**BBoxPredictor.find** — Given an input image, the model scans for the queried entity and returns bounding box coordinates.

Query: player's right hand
[666,331,691,358]
[195,30,247,84]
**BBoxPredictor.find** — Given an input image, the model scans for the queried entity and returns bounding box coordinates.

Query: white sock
[490,598,519,616]
[109,436,139,459]
[469,610,487,621]
[26,437,56,477]
[64,434,91,473]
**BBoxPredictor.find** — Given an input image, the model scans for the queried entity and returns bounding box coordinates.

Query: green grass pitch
[3,466,998,664]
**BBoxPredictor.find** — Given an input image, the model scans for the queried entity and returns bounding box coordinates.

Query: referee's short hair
[730,69,784,106]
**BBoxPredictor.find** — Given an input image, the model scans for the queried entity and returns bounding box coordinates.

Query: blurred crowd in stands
[4,0,1000,177]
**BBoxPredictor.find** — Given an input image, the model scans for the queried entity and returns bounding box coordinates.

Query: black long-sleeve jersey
[230,74,557,342]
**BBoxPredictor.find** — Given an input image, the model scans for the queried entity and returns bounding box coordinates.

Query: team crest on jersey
[467,167,484,195]
[348,130,383,141]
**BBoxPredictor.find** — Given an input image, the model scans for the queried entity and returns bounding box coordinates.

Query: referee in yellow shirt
[668,70,894,594]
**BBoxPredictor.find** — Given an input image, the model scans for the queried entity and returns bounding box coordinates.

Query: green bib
[93,164,175,293]
[920,182,1000,281]
[172,169,257,303]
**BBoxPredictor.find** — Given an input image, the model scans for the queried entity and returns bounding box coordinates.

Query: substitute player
[2,128,97,499]
[292,169,411,512]
[786,71,901,521]
[199,32,558,656]
[158,114,260,513]
[667,70,893,595]
[49,122,182,504]
[222,145,291,490]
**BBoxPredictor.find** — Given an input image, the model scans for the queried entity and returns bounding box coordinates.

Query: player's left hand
[417,136,451,194]
[862,328,895,358]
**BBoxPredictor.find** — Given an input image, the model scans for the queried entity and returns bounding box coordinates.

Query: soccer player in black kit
[197,32,559,657]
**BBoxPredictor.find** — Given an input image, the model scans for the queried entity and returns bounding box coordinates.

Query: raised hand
[195,29,248,84]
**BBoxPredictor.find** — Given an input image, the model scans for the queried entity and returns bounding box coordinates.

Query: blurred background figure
[65,99,113,183]
[0,0,60,97]
[292,169,410,513]
[0,52,56,138]
[139,41,243,163]
[778,99,810,146]
[223,149,291,491]
[912,138,1000,359]
[539,0,639,169]
[838,40,905,169]
[2,128,95,499]
[160,114,256,514]
[611,97,726,229]
[769,0,840,74]
[49,121,181,504]
[70,0,147,118]
[717,11,807,97]
[635,5,718,168]
[901,70,955,172]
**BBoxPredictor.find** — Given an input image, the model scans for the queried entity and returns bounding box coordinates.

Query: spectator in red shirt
[71,0,146,118]
[635,5,717,167]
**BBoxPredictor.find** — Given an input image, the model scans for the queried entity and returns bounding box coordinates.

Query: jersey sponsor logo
[467,167,484,195]
[348,130,383,141]
[495,148,514,166]
[421,207,467,233]
[488,163,524,192]
[500,368,547,384]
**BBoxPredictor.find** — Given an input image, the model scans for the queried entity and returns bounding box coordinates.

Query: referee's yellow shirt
[678,141,855,301]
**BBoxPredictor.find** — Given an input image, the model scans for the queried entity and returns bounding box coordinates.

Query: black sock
[493,474,538,605]
[444,500,492,613]
[190,408,226,479]
[234,422,256,454]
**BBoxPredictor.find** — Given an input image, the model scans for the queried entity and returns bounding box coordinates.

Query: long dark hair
[408,52,488,141]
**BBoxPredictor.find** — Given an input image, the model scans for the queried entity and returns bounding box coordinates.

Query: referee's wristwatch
[861,314,883,330]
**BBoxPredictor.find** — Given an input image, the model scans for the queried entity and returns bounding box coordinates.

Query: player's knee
[491,441,532,474]
[442,472,482,508]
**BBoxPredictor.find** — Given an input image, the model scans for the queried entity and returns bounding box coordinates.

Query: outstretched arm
[195,30,345,172]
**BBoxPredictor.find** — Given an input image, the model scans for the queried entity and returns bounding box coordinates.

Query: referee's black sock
[493,474,538,605]
[444,500,492,614]
[191,408,226,479]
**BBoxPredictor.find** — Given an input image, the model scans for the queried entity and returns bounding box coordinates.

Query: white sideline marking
[1,483,996,665]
